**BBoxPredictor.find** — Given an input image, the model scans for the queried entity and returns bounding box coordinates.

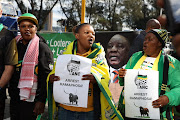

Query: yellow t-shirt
[60,49,94,112]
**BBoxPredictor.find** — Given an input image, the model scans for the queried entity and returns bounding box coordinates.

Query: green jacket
[118,51,180,119]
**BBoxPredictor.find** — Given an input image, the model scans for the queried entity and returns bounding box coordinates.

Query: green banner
[40,33,75,61]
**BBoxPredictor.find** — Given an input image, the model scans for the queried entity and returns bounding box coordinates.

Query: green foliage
[121,0,160,29]
[14,0,160,31]
[59,0,160,31]
[59,0,124,31]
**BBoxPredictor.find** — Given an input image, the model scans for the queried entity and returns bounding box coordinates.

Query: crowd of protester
[0,0,180,119]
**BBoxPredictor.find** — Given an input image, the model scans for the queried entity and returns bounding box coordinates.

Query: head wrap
[148,29,168,47]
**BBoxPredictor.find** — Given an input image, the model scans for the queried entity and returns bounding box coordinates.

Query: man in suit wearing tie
[106,34,130,105]
[106,34,130,83]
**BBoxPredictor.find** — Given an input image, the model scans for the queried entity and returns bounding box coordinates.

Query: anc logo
[16,60,23,72]
[95,54,104,64]
[135,73,148,89]
[34,65,38,76]
[67,58,80,76]
[105,107,116,120]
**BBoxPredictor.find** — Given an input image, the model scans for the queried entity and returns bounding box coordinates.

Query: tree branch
[59,0,69,19]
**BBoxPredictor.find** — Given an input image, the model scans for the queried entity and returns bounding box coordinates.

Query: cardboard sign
[124,69,160,119]
[53,54,92,108]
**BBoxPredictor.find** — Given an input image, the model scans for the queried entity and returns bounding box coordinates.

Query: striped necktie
[113,70,119,83]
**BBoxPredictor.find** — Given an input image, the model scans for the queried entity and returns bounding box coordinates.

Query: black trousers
[0,87,7,120]
[0,99,5,120]
[9,83,37,120]
[10,100,37,120]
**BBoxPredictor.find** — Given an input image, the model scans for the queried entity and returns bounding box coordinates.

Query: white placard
[53,54,92,108]
[124,69,160,119]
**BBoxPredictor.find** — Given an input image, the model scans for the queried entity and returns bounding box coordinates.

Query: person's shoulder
[93,42,104,49]
[62,40,75,54]
[136,31,146,37]
[133,31,146,43]
[167,54,180,69]
[39,37,47,46]
[127,51,143,64]
[167,54,179,63]
[140,30,146,35]
[132,51,143,57]
[0,28,15,46]
[93,42,105,53]
[0,28,15,40]
[0,28,15,39]
[39,37,52,53]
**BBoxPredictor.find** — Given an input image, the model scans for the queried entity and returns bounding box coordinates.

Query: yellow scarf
[133,51,162,71]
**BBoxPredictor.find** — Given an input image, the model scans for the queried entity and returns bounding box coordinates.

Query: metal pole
[160,8,163,16]
[65,26,67,32]
[81,0,86,23]
[27,7,28,13]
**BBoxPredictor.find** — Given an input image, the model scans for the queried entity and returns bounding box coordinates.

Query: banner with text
[40,33,75,61]
[40,31,139,63]
[124,69,160,119]
[53,54,92,108]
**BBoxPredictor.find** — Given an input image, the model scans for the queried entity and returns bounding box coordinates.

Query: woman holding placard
[118,29,180,120]
[47,23,123,120]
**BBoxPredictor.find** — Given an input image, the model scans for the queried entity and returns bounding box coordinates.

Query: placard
[53,54,92,108]
[124,69,160,119]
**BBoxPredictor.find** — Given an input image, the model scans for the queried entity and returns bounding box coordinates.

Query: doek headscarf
[148,29,168,48]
